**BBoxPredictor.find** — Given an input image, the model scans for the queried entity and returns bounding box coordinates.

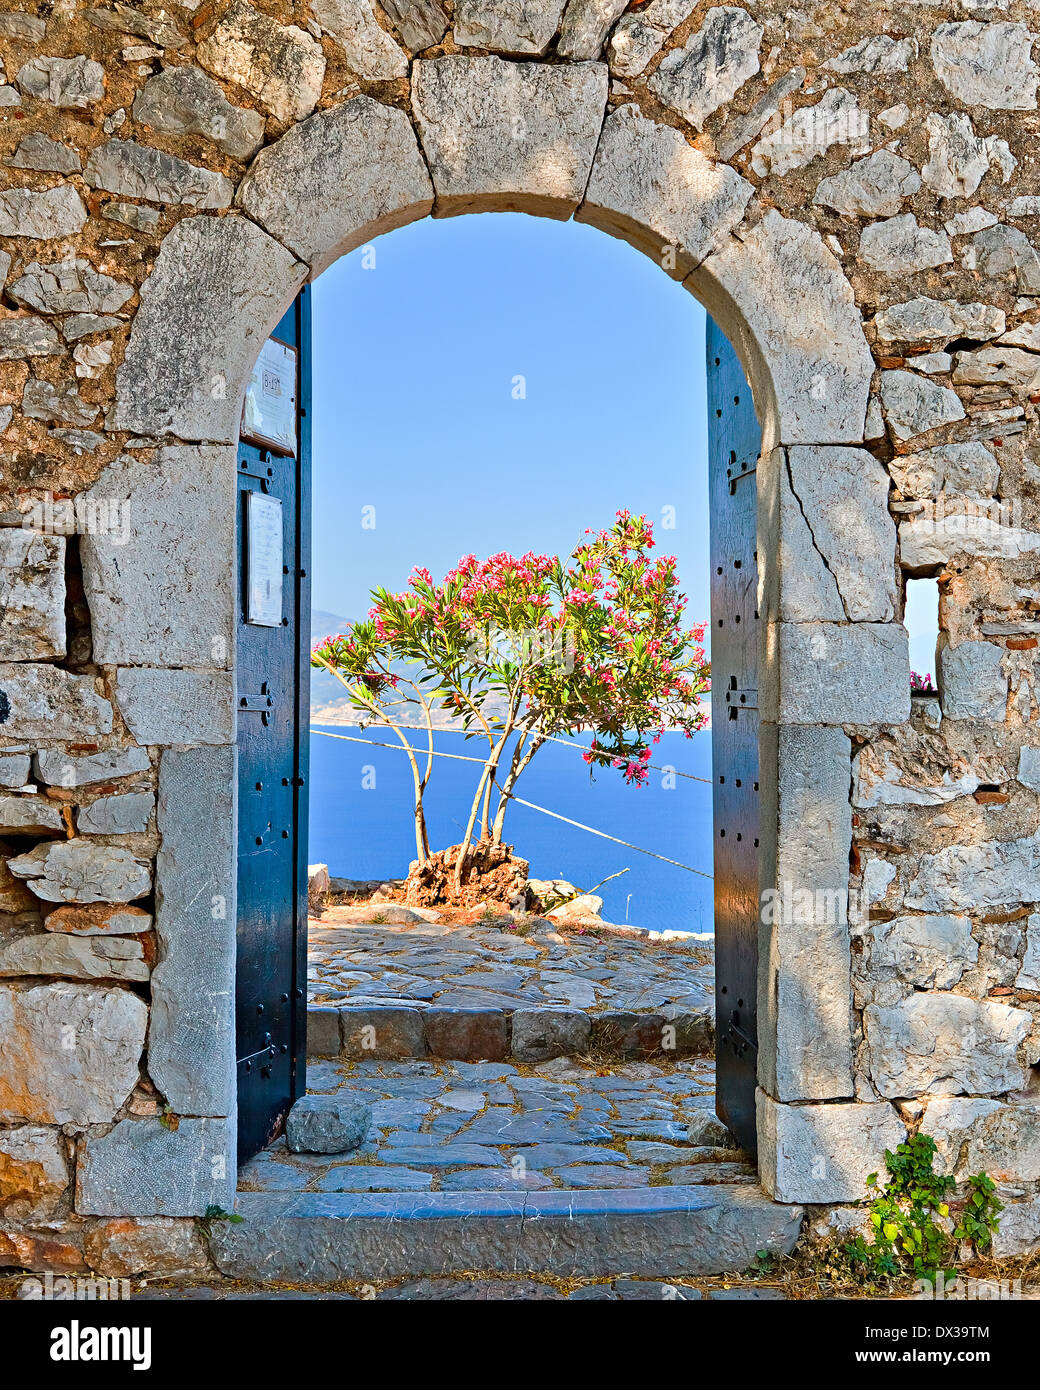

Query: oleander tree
[312,511,709,890]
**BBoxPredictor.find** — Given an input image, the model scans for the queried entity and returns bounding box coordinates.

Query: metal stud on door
[706,317,761,1154]
[235,289,312,1164]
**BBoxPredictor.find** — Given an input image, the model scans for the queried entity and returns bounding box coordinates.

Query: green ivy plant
[197,1205,245,1239]
[845,1133,1002,1286]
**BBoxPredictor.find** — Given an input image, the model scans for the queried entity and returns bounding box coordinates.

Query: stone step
[210,1186,801,1281]
[307,1002,714,1063]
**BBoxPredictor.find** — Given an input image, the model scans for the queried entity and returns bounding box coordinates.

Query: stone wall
[0,0,1038,1274]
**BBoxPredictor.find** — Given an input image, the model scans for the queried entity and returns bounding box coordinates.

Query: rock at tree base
[285,1095,372,1154]
[404,842,529,909]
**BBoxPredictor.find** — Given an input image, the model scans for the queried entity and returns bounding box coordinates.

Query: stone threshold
[308,1002,714,1063]
[210,1186,802,1280]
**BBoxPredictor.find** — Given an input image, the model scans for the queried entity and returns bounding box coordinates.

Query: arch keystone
[687,209,873,448]
[412,55,608,219]
[237,97,435,277]
[576,103,754,279]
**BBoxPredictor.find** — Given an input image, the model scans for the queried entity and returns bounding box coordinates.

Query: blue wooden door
[706,317,761,1153]
[235,288,312,1163]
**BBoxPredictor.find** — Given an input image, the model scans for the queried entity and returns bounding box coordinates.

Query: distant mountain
[310,608,352,643]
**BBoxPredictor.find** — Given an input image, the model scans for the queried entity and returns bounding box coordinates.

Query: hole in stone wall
[905,576,940,691]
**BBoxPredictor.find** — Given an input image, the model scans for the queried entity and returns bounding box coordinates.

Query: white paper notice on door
[246,491,284,628]
[241,337,298,455]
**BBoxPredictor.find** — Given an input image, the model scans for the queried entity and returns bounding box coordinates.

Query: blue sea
[307,727,715,935]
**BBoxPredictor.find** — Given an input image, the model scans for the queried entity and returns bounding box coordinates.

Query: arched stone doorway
[73,56,912,1218]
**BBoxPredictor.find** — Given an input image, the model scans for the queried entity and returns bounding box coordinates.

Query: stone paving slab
[308,915,715,1061]
[240,1057,744,1196]
[211,1185,803,1280]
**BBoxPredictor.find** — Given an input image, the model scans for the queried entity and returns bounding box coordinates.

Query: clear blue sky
[310,211,936,676]
[311,212,710,633]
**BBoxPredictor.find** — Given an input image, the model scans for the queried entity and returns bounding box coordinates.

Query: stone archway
[71,54,914,1221]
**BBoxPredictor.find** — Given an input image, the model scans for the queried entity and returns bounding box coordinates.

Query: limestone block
[340,1006,426,1059]
[0,795,63,834]
[758,724,854,1102]
[864,995,1031,1097]
[880,370,964,443]
[953,347,1040,393]
[938,639,1006,720]
[149,746,236,1116]
[83,139,233,209]
[16,55,105,108]
[9,257,134,315]
[922,1096,1040,1182]
[0,184,85,239]
[238,97,433,276]
[0,1126,70,1220]
[784,446,897,622]
[111,214,306,442]
[608,0,695,78]
[423,1007,510,1060]
[308,1006,343,1057]
[757,1091,906,1204]
[860,214,953,276]
[311,0,407,77]
[921,113,1015,200]
[813,150,920,218]
[0,317,62,360]
[44,903,152,936]
[132,66,265,160]
[196,0,325,124]
[22,377,98,427]
[286,1095,372,1153]
[0,530,65,660]
[900,512,1040,569]
[0,754,30,789]
[650,7,762,130]
[7,840,152,904]
[76,1116,236,1217]
[0,932,151,983]
[905,830,1040,913]
[511,1008,591,1062]
[454,0,567,55]
[558,0,628,60]
[114,668,235,746]
[823,36,915,74]
[5,134,82,174]
[412,56,608,219]
[577,104,753,279]
[888,442,998,500]
[1019,749,1040,794]
[1017,913,1040,992]
[874,299,1005,346]
[33,747,150,788]
[758,447,843,623]
[866,914,976,990]
[973,224,1040,296]
[80,447,235,668]
[0,665,112,740]
[379,0,448,52]
[0,982,147,1124]
[853,738,980,808]
[0,13,45,40]
[991,1197,1040,1258]
[931,21,1038,111]
[687,210,872,448]
[762,623,910,726]
[750,88,867,177]
[77,792,153,836]
[84,1217,210,1277]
